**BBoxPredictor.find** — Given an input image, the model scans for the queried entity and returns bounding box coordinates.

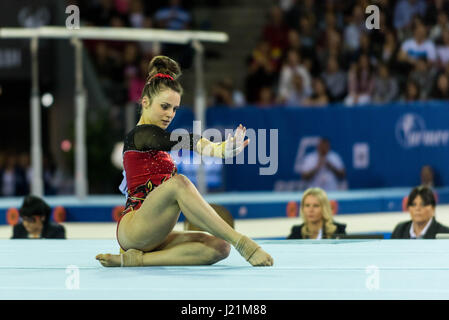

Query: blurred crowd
[75,0,449,109]
[215,0,449,107]
[0,151,72,197]
[6,0,449,197]
[76,0,195,107]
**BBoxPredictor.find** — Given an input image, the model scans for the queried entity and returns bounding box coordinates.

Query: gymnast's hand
[223,124,250,158]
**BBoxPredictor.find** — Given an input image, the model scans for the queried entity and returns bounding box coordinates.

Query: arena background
[1,0,449,240]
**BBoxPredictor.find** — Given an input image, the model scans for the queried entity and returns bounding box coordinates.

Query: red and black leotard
[119,124,201,218]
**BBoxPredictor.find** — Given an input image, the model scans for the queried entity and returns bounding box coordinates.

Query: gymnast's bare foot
[96,249,144,267]
[96,253,121,267]
[235,236,274,267]
[248,247,274,267]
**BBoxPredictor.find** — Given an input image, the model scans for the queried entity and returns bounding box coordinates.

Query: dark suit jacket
[11,222,66,239]
[287,221,347,239]
[391,218,449,239]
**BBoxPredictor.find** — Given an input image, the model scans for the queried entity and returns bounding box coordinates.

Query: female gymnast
[96,56,273,267]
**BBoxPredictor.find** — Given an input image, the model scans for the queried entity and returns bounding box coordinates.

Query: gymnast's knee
[171,174,194,191]
[210,238,231,262]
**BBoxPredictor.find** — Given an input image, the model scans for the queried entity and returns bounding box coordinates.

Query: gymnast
[96,55,273,267]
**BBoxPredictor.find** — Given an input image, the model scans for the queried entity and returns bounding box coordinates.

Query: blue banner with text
[169,102,449,191]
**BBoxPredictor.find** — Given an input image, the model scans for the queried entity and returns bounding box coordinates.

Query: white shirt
[278,65,312,103]
[409,218,433,239]
[401,38,437,62]
[300,151,345,191]
[437,46,449,65]
[1,170,15,196]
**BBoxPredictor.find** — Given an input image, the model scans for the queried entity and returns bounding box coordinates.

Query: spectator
[436,29,449,69]
[262,5,290,68]
[424,0,449,26]
[369,9,393,57]
[343,5,366,56]
[244,40,278,104]
[316,21,343,69]
[353,33,376,64]
[122,42,140,82]
[393,0,427,35]
[17,152,31,190]
[139,16,162,57]
[299,138,346,191]
[321,56,347,102]
[12,195,66,239]
[302,78,330,107]
[154,0,191,30]
[380,30,399,69]
[128,57,147,104]
[430,11,449,42]
[397,22,437,69]
[86,0,123,26]
[297,15,317,59]
[92,42,123,97]
[420,165,435,188]
[115,0,130,15]
[391,186,449,239]
[372,63,399,103]
[128,0,145,28]
[43,155,57,196]
[185,204,234,231]
[0,154,28,197]
[344,54,375,106]
[283,0,302,29]
[154,0,193,68]
[278,0,296,12]
[283,73,311,106]
[286,29,302,54]
[210,77,246,107]
[429,73,449,100]
[401,78,421,102]
[408,57,437,99]
[256,86,276,107]
[300,0,318,24]
[287,187,346,239]
[277,49,312,105]
[318,10,341,35]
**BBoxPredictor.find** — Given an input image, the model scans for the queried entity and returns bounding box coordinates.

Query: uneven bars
[0,26,228,43]
[0,26,228,197]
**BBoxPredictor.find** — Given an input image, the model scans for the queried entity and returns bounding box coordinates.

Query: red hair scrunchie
[147,73,174,84]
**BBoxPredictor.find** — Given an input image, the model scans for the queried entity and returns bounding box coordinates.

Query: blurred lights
[111,142,124,170]
[61,139,72,152]
[41,92,54,107]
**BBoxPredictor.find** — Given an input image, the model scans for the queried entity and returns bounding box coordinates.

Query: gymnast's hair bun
[147,55,182,81]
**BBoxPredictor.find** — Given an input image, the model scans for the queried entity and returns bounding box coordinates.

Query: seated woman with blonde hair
[287,188,346,239]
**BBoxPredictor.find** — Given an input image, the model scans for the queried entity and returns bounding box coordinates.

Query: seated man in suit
[287,187,346,239]
[12,195,66,239]
[391,186,449,239]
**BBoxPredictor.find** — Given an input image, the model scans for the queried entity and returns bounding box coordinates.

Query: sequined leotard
[119,124,201,218]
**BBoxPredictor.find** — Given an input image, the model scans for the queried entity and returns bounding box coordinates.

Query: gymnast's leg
[96,174,273,266]
[96,231,231,267]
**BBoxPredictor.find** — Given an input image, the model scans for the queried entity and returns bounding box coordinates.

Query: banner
[170,102,449,191]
